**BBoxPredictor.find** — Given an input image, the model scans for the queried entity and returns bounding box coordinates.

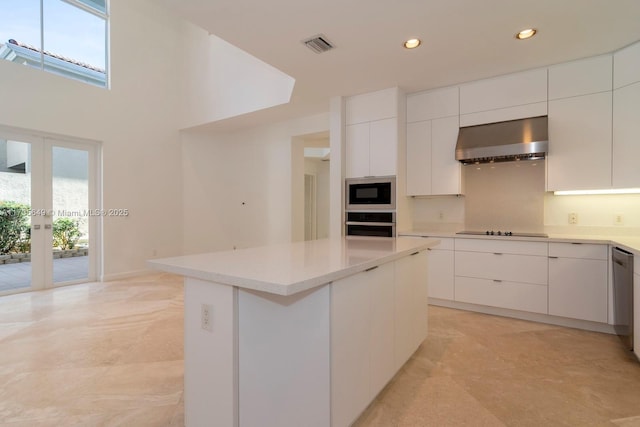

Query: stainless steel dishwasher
[612,247,634,350]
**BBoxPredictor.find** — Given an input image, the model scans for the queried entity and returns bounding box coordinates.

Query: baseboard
[429,298,617,335]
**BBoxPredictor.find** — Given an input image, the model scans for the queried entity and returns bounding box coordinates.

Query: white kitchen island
[148,236,438,427]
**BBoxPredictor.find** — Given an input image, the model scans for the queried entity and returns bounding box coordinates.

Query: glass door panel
[0,138,33,294]
[51,145,90,284]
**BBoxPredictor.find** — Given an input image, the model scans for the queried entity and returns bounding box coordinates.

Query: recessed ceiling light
[404,38,421,49]
[516,28,537,40]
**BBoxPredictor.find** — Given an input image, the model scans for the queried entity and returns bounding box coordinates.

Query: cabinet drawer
[455,251,548,285]
[548,243,608,260]
[454,276,548,314]
[426,237,454,250]
[455,238,548,256]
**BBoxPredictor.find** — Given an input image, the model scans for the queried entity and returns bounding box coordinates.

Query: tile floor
[0,273,639,426]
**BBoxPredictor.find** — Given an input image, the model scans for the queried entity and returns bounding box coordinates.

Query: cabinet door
[369,118,397,177]
[548,257,608,323]
[613,41,640,89]
[345,122,370,178]
[548,55,612,100]
[407,86,459,123]
[331,272,370,427]
[394,251,428,370]
[406,121,431,195]
[547,92,613,191]
[369,262,396,398]
[460,68,547,115]
[431,116,461,195]
[613,82,640,188]
[427,248,454,300]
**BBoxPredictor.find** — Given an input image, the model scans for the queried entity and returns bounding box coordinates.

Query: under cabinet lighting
[554,188,640,196]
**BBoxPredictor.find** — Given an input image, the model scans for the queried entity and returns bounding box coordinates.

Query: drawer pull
[493,279,503,283]
[493,252,503,255]
[549,256,559,259]
[427,248,432,251]
[365,266,379,272]
[571,242,583,245]
[410,251,420,256]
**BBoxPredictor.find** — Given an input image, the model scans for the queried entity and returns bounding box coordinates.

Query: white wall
[181,113,329,254]
[177,33,295,129]
[0,0,208,279]
[545,193,640,234]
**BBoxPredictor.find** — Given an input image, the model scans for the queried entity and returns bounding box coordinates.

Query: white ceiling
[163,0,640,131]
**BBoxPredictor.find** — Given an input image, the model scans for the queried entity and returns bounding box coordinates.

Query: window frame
[1,0,110,88]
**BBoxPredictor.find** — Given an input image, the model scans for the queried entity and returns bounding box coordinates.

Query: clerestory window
[0,0,109,88]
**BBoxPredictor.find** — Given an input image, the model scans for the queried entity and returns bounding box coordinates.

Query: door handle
[33,225,41,230]
[44,224,52,230]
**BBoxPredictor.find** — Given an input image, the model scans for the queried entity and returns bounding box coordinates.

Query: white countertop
[399,230,640,254]
[148,236,439,296]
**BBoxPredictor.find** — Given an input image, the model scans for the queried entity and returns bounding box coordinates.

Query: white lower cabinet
[331,262,393,427]
[331,250,428,427]
[394,250,429,370]
[426,238,454,300]
[455,276,548,314]
[548,243,608,323]
[453,239,549,314]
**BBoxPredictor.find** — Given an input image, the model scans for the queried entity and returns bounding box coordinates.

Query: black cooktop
[456,230,549,238]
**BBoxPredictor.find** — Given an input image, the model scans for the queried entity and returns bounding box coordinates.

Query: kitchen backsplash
[463,160,545,232]
[410,160,640,236]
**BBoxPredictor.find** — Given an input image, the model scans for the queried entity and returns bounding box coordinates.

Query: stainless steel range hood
[455,116,548,164]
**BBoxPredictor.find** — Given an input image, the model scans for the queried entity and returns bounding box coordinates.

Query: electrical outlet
[201,304,213,332]
[568,212,578,225]
[614,214,624,225]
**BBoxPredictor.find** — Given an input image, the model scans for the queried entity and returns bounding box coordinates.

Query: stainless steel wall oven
[345,211,396,238]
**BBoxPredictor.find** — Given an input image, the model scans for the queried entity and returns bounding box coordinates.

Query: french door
[0,128,100,295]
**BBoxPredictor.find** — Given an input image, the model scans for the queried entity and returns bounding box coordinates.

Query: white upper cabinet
[346,118,397,178]
[548,55,612,99]
[547,91,613,191]
[613,82,640,188]
[345,88,398,125]
[613,41,640,89]
[369,118,398,177]
[406,86,459,123]
[547,55,614,191]
[459,68,547,126]
[406,121,431,195]
[346,122,371,179]
[345,89,399,178]
[406,87,461,195]
[613,41,640,188]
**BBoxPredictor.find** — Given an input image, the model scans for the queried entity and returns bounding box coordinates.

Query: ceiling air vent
[302,34,334,54]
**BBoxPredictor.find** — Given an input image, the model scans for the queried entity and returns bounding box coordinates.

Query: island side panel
[184,278,238,427]
[238,285,331,427]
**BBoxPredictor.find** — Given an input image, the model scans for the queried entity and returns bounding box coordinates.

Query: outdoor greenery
[0,201,30,255]
[0,201,84,254]
[53,217,83,250]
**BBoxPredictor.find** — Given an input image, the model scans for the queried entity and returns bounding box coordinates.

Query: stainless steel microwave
[345,176,396,211]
